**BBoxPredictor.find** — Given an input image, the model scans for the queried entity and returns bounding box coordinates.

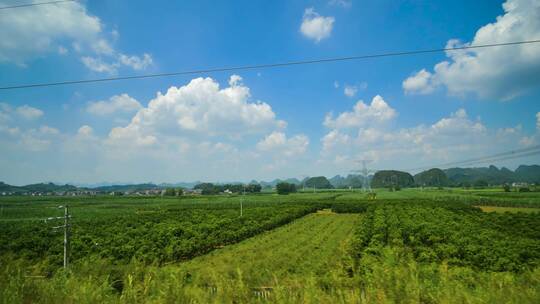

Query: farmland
[1,189,540,303]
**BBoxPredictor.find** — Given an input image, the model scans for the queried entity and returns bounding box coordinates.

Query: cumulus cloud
[81,56,119,74]
[320,97,538,171]
[0,1,101,64]
[1,125,60,152]
[257,131,309,157]
[0,1,152,73]
[107,75,287,147]
[0,104,44,121]
[77,125,94,137]
[403,69,436,95]
[118,53,153,70]
[402,0,540,100]
[300,8,335,43]
[537,112,540,130]
[0,80,308,183]
[87,94,142,116]
[17,105,44,120]
[324,95,397,129]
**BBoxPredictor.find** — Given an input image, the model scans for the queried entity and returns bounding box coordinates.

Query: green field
[478,206,540,213]
[1,189,540,303]
[178,211,359,287]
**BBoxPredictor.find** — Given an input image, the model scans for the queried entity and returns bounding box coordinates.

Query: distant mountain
[92,183,160,192]
[0,182,79,193]
[304,176,333,189]
[158,181,201,189]
[1,164,538,193]
[23,182,78,192]
[259,178,301,188]
[414,168,449,187]
[443,165,540,185]
[514,165,540,183]
[372,170,414,188]
[329,174,366,189]
[0,182,22,192]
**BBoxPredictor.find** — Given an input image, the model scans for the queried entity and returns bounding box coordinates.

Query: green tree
[304,176,333,189]
[276,182,296,195]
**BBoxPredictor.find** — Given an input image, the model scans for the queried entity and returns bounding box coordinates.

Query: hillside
[303,176,333,189]
[414,168,449,187]
[444,165,540,185]
[0,182,77,193]
[329,174,366,188]
[371,170,415,188]
[92,183,161,192]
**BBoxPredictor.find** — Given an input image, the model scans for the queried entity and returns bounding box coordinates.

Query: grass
[175,211,360,288]
[2,190,540,303]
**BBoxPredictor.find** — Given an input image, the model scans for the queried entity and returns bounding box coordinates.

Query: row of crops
[350,201,540,272]
[0,196,332,271]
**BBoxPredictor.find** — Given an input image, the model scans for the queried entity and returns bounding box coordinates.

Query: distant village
[0,188,206,197]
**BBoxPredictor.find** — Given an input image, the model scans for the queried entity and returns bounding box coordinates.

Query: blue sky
[0,0,539,185]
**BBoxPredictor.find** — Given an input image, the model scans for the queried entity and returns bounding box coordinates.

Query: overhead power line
[1,39,540,90]
[0,0,76,10]
[406,145,540,172]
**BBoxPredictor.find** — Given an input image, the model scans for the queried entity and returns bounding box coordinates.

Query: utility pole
[300,175,308,193]
[240,185,244,217]
[46,205,71,269]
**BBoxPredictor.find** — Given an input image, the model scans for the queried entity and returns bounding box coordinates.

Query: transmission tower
[352,159,374,192]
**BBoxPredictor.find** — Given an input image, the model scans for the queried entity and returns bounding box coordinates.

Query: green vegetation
[371,170,414,189]
[178,211,359,287]
[0,182,78,193]
[414,168,449,187]
[478,206,540,213]
[444,164,540,185]
[1,189,540,303]
[276,182,297,195]
[193,183,262,195]
[303,176,333,189]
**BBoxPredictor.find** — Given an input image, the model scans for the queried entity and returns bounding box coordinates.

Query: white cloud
[402,0,540,100]
[87,94,142,116]
[329,0,352,9]
[537,112,540,130]
[0,103,12,123]
[344,84,358,97]
[0,1,101,64]
[0,1,152,73]
[77,125,94,137]
[39,125,59,135]
[0,124,61,152]
[92,39,114,55]
[319,97,539,171]
[324,95,397,129]
[257,131,309,157]
[118,53,153,70]
[333,81,340,88]
[300,8,335,43]
[16,105,44,120]
[321,130,351,154]
[107,75,286,147]
[81,56,120,74]
[402,69,436,95]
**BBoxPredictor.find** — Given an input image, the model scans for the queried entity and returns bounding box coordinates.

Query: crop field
[478,206,540,213]
[1,189,540,303]
[177,211,359,287]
